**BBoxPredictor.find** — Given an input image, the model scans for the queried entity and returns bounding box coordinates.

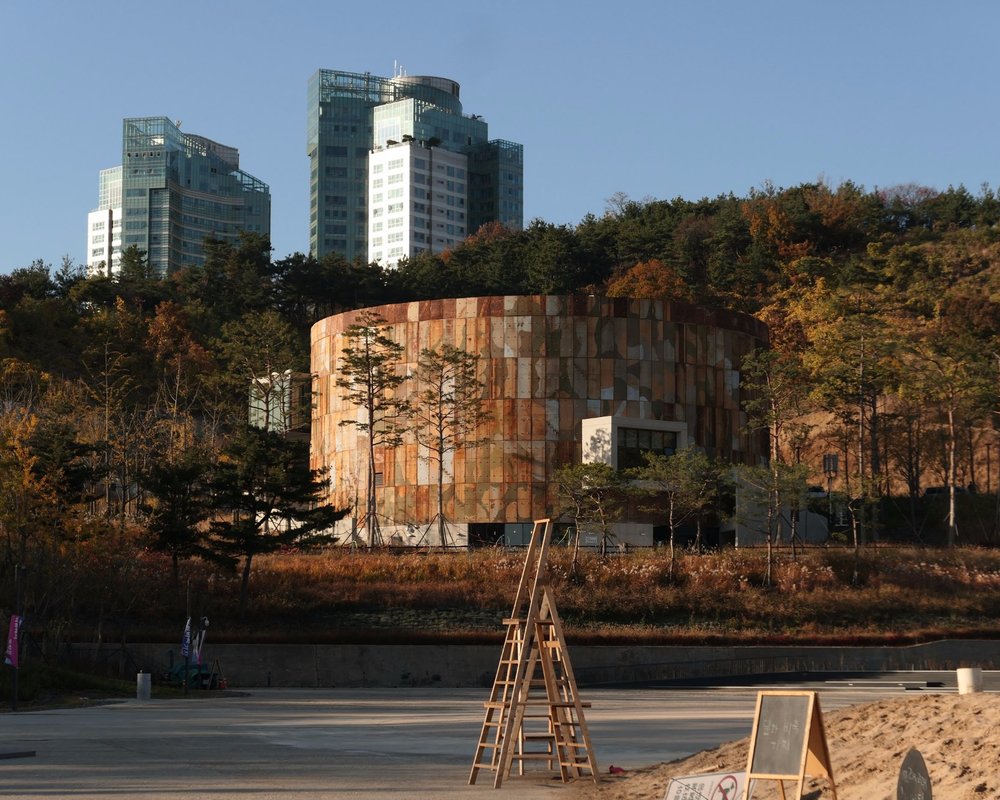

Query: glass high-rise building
[87,117,270,277]
[307,69,523,264]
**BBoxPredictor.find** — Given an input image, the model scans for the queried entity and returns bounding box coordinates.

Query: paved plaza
[0,677,974,799]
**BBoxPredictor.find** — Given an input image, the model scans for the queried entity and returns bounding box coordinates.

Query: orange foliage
[742,197,813,261]
[605,259,691,302]
[464,220,514,248]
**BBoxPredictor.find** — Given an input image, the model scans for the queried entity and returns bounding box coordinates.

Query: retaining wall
[68,640,1000,688]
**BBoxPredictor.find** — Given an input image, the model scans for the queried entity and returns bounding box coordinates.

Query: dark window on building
[616,428,677,470]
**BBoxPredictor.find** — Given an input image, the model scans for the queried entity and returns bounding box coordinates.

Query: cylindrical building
[311,295,768,546]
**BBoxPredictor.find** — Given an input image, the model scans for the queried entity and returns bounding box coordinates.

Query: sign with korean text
[896,748,931,800]
[664,770,752,800]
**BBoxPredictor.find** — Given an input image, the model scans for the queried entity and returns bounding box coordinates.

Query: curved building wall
[311,295,768,545]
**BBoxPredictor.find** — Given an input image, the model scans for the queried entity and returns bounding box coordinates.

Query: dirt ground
[572,692,998,800]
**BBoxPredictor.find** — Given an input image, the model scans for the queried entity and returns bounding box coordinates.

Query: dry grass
[118,544,1000,646]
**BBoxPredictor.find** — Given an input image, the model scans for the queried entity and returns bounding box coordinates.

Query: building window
[616,428,677,471]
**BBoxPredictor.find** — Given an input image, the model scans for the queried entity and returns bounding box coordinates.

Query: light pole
[823,454,839,532]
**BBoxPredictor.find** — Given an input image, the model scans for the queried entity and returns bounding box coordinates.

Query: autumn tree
[335,311,410,547]
[146,301,213,459]
[793,282,895,542]
[411,345,490,548]
[605,259,691,301]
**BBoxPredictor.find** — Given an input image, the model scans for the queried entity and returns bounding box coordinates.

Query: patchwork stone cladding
[311,295,768,543]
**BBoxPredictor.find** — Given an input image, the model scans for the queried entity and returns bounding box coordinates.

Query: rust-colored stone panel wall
[311,295,768,527]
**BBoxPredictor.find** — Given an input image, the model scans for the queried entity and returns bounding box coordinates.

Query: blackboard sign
[744,691,838,800]
[897,748,931,800]
[749,693,810,776]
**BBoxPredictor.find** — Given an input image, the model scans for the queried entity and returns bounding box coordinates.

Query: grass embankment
[136,545,1000,647]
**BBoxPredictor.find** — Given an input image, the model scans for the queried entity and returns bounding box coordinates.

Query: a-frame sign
[744,690,837,800]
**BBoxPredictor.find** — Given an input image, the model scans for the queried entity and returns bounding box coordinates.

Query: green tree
[209,428,345,612]
[739,347,812,466]
[902,326,996,545]
[335,311,410,547]
[735,462,809,586]
[411,345,490,548]
[553,462,626,569]
[215,309,304,433]
[141,449,215,587]
[630,448,727,579]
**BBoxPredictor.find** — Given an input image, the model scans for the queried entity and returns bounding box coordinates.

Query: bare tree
[554,462,626,572]
[411,345,490,549]
[335,311,410,547]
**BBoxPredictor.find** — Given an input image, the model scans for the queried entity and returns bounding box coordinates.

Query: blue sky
[2,0,998,273]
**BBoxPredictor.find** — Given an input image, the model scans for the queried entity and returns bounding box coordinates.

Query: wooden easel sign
[743,691,837,800]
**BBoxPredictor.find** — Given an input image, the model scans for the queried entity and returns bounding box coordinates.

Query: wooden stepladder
[469,519,599,788]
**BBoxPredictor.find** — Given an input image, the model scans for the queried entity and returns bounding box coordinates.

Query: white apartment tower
[86,167,123,277]
[367,143,468,265]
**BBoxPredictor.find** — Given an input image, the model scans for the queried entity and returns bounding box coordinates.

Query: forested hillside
[2,180,999,643]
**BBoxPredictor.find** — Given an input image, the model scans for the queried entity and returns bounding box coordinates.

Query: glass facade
[119,117,270,276]
[468,139,524,233]
[307,69,523,263]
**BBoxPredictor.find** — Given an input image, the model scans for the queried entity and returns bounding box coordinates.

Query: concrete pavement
[0,678,978,799]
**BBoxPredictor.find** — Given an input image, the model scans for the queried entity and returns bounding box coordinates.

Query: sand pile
[573,693,999,800]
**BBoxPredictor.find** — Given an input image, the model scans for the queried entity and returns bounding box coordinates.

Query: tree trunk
[438,430,446,550]
[947,407,957,546]
[667,497,676,583]
[239,554,255,614]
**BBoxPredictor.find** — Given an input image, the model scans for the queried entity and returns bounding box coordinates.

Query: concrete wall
[68,640,1000,688]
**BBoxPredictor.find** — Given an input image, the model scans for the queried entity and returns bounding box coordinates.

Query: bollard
[136,671,152,701]
[957,666,982,694]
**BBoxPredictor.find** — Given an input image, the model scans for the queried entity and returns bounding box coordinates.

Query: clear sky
[2,0,999,274]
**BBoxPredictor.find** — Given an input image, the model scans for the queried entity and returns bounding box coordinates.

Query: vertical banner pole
[10,565,23,712]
